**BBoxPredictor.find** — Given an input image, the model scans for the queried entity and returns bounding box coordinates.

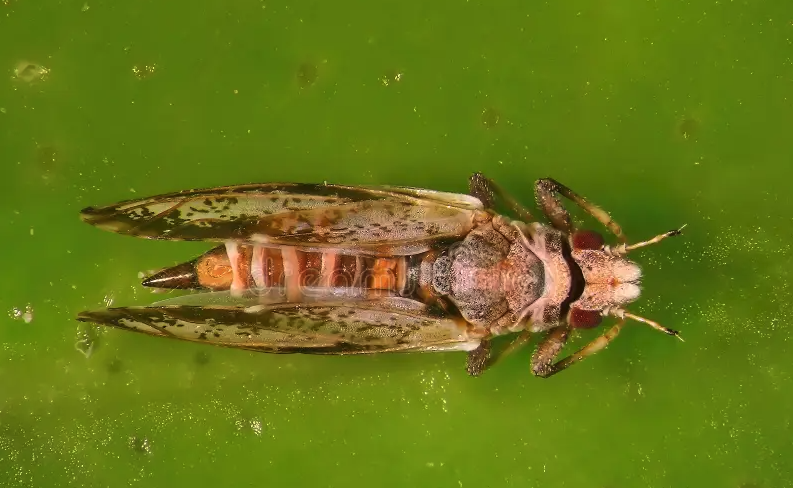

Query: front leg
[466,339,492,376]
[465,329,533,376]
[469,172,534,223]
[530,326,571,377]
[531,321,625,378]
[534,178,626,243]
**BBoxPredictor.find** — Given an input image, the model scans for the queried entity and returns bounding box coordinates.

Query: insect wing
[80,183,484,255]
[76,290,481,355]
[363,185,484,210]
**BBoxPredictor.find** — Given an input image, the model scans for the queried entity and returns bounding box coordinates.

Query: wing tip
[78,308,173,340]
[76,309,113,325]
[79,206,98,223]
[79,204,108,220]
[80,205,108,224]
[80,205,137,235]
[78,309,135,330]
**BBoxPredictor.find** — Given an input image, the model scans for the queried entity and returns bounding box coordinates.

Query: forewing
[80,183,483,254]
[364,185,484,210]
[76,293,480,355]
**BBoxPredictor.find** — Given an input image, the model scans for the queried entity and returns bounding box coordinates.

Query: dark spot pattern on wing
[76,297,476,355]
[80,183,483,254]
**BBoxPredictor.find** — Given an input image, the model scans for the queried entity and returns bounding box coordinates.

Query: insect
[77,173,685,377]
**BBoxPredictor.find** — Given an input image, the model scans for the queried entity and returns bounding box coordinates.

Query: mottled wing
[76,290,480,355]
[365,185,484,210]
[80,183,483,255]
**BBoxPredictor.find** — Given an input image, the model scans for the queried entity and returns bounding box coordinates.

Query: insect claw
[663,326,684,341]
[667,223,687,237]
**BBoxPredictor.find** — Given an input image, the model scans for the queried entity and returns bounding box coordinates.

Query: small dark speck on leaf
[195,350,211,366]
[481,107,500,128]
[678,116,700,141]
[129,435,153,454]
[297,62,318,87]
[106,357,123,374]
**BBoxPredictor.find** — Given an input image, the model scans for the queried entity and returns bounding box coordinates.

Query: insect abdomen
[145,243,410,299]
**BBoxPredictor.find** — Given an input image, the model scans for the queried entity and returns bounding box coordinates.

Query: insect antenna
[623,224,687,253]
[609,308,684,342]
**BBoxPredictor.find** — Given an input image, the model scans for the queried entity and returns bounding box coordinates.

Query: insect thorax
[417,219,549,334]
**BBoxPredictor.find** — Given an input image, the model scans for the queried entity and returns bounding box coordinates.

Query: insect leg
[466,339,491,376]
[474,329,533,373]
[531,321,625,378]
[534,178,626,243]
[500,329,533,358]
[469,172,534,222]
[530,326,570,377]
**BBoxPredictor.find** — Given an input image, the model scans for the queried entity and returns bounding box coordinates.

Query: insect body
[77,174,684,377]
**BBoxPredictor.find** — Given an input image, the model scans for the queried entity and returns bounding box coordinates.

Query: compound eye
[572,230,605,250]
[569,307,603,329]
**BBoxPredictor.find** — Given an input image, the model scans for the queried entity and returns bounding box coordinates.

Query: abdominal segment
[142,242,408,298]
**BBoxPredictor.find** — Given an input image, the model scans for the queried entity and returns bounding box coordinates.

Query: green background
[1,0,791,486]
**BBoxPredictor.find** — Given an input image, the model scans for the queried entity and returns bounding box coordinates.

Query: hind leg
[466,339,491,376]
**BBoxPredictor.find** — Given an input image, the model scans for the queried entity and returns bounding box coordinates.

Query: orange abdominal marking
[370,258,397,290]
[197,244,407,295]
[334,255,359,288]
[196,251,234,290]
[266,248,285,287]
[235,245,252,290]
[300,251,323,286]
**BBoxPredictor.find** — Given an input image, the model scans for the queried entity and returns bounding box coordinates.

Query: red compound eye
[572,230,605,250]
[569,307,603,329]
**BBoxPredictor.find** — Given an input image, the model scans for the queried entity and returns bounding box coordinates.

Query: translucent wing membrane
[76,289,480,355]
[80,183,483,255]
[78,183,485,357]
